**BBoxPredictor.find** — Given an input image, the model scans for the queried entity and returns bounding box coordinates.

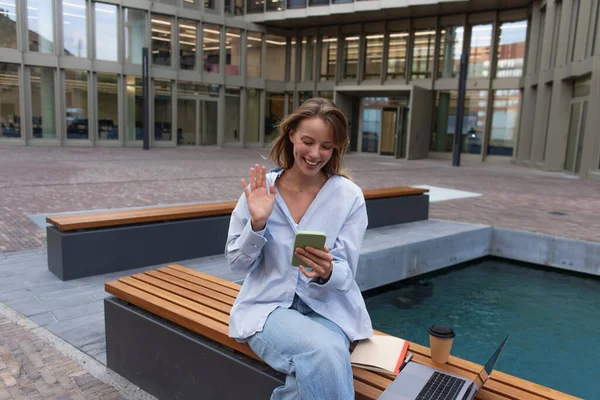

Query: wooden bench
[104,265,579,400]
[47,186,429,280]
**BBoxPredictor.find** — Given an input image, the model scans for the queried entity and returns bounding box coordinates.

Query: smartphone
[291,230,327,267]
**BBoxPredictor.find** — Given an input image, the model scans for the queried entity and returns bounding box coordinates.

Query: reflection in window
[469,24,493,77]
[0,0,17,49]
[95,3,118,62]
[301,36,316,81]
[246,88,261,143]
[266,34,286,80]
[266,0,283,10]
[364,34,383,80]
[179,20,196,70]
[28,0,54,53]
[31,67,56,139]
[247,32,262,78]
[299,91,312,105]
[411,29,435,79]
[225,0,244,15]
[63,0,87,57]
[247,0,264,13]
[496,21,527,78]
[387,32,408,80]
[225,87,241,143]
[177,82,219,97]
[126,76,143,141]
[226,28,241,76]
[462,90,488,154]
[489,89,520,156]
[65,70,89,140]
[204,0,215,11]
[203,24,221,73]
[438,26,463,78]
[320,36,337,81]
[125,9,146,64]
[97,73,119,140]
[0,63,20,139]
[431,91,457,152]
[343,36,359,80]
[152,15,172,66]
[265,92,284,144]
[153,79,171,141]
[361,108,381,153]
[288,0,305,8]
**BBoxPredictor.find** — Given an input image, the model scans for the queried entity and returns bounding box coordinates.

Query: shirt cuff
[238,219,268,257]
[307,261,347,289]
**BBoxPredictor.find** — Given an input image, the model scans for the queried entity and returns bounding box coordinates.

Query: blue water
[364,258,600,399]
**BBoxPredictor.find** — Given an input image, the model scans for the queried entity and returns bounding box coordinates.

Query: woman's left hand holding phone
[295,246,334,283]
[241,164,276,231]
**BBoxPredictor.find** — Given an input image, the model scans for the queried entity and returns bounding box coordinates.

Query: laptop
[378,335,509,400]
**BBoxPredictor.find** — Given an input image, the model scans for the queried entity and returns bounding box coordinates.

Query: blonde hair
[268,97,352,179]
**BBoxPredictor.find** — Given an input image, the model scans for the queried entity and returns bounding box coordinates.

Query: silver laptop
[378,335,508,400]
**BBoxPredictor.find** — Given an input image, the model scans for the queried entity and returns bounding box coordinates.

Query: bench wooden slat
[119,276,230,325]
[105,266,579,400]
[132,273,232,314]
[48,186,428,231]
[156,267,240,298]
[145,270,236,306]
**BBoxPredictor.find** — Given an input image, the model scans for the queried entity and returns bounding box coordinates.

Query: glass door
[177,98,197,145]
[380,108,397,156]
[564,100,588,173]
[200,99,218,145]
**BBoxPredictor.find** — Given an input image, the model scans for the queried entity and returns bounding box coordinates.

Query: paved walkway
[0,146,599,399]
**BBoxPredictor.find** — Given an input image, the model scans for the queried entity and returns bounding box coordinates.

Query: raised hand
[241,164,276,231]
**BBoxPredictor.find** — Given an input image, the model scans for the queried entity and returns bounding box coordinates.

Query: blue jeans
[247,294,354,400]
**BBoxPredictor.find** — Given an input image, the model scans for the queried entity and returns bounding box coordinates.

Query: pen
[400,352,413,372]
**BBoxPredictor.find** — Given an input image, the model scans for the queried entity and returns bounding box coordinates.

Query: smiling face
[289,117,335,178]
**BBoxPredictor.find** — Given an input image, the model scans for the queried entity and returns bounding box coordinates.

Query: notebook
[350,335,410,375]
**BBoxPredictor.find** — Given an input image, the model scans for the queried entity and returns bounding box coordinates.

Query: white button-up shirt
[226,168,374,342]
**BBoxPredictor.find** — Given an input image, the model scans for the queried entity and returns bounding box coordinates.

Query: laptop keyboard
[415,372,466,400]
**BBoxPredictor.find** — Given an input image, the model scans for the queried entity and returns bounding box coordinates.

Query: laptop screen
[474,335,509,388]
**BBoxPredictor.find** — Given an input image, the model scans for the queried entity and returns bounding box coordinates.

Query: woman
[225,98,373,399]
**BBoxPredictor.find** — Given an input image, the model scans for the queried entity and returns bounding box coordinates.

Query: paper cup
[428,325,455,364]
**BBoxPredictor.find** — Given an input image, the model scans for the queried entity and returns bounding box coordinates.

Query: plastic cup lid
[428,325,456,339]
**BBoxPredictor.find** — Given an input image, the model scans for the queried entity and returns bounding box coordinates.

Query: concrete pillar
[515,85,536,163]
[543,80,572,171]
[579,71,600,177]
[435,92,450,152]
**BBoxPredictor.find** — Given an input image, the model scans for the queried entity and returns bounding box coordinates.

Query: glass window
[288,0,305,8]
[203,24,221,73]
[320,35,337,81]
[177,82,219,97]
[266,0,283,10]
[299,91,312,105]
[290,39,296,81]
[183,0,197,8]
[63,0,87,57]
[431,91,457,152]
[287,92,293,115]
[462,90,488,154]
[204,0,215,11]
[469,24,493,77]
[0,63,20,139]
[343,35,359,80]
[309,0,328,4]
[152,15,172,66]
[65,70,89,140]
[247,32,262,78]
[28,0,54,53]
[226,28,241,76]
[247,0,264,13]
[95,3,118,62]
[496,21,527,78]
[0,0,17,49]
[225,86,241,143]
[387,32,408,80]
[411,29,435,79]
[225,0,244,15]
[364,34,383,80]
[124,9,147,64]
[488,89,520,156]
[97,73,119,140]
[31,67,56,139]
[153,79,171,141]
[318,91,333,100]
[126,76,143,141]
[301,36,316,81]
[266,34,286,80]
[438,26,463,78]
[265,91,284,144]
[179,20,197,70]
[246,88,261,144]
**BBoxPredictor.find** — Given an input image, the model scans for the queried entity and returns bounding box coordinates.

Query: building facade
[0,0,598,179]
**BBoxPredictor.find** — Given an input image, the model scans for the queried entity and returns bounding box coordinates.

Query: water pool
[363,258,600,399]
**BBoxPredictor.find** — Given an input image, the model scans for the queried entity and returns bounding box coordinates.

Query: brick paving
[0,316,124,400]
[0,146,599,254]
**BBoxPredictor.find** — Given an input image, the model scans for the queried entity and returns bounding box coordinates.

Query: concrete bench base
[48,194,428,280]
[105,297,284,400]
